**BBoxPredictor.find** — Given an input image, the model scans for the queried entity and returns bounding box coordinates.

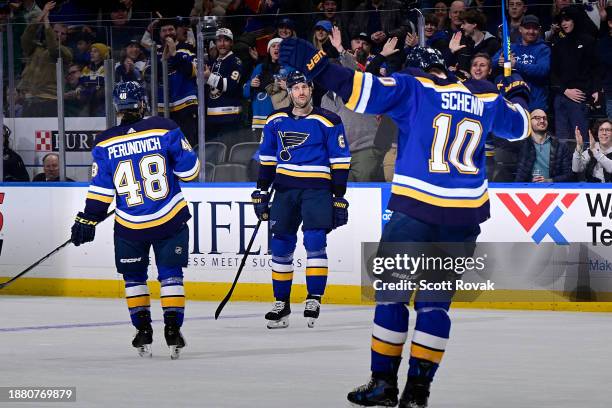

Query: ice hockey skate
[165,324,186,360]
[303,295,321,328]
[398,377,431,408]
[265,300,290,329]
[132,325,153,358]
[347,375,399,407]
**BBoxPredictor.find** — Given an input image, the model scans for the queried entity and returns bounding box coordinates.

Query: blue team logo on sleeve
[278,131,309,161]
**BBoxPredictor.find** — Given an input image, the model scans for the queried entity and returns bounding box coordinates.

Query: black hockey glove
[251,190,270,221]
[279,38,329,82]
[495,73,530,109]
[71,212,101,246]
[332,197,349,229]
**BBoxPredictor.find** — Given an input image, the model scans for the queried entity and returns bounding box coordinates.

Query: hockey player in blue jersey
[70,81,200,359]
[280,41,530,406]
[251,71,351,329]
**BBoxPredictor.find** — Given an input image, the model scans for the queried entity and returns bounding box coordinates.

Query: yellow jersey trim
[307,114,334,127]
[115,200,188,229]
[276,168,332,180]
[97,129,169,148]
[266,112,289,124]
[391,184,489,208]
[345,71,364,111]
[180,168,200,182]
[86,192,114,203]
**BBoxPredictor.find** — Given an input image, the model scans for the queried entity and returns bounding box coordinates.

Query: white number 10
[429,114,483,175]
[114,154,169,206]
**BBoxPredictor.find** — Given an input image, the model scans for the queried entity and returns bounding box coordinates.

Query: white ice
[0,296,610,408]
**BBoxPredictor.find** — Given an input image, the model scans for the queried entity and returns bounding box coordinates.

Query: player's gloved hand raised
[495,73,530,109]
[332,197,349,229]
[71,212,100,246]
[251,190,270,221]
[279,38,329,81]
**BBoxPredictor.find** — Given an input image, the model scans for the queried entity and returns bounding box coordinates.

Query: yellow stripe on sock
[306,267,328,277]
[127,295,151,308]
[410,343,444,364]
[371,337,404,357]
[161,296,186,308]
[272,272,294,281]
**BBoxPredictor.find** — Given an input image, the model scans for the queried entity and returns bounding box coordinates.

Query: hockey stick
[501,0,512,77]
[0,210,116,290]
[215,190,274,319]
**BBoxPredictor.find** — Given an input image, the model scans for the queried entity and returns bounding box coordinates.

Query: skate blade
[136,344,152,358]
[306,317,317,328]
[169,345,182,360]
[266,317,289,329]
[347,401,397,408]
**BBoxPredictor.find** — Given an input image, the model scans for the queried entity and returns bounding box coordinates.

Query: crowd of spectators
[1,0,611,183]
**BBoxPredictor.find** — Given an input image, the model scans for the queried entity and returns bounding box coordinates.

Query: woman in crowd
[573,119,612,182]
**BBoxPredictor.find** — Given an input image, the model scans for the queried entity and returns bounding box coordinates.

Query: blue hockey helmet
[113,81,146,112]
[286,70,312,89]
[405,47,446,72]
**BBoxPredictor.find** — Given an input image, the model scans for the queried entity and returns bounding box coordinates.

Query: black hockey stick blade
[214,218,263,319]
[0,209,116,290]
[0,239,72,289]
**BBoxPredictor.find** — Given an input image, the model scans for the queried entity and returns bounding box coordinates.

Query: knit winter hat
[91,43,110,59]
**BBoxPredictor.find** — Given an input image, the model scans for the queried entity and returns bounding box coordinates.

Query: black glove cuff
[76,212,103,225]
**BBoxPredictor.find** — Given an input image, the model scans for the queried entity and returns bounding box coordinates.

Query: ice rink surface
[0,296,611,408]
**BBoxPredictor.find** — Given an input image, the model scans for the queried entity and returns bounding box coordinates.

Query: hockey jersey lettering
[107,137,162,159]
[335,68,529,225]
[258,107,351,196]
[84,117,200,240]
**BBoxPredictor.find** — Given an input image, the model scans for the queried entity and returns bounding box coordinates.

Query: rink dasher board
[0,183,611,311]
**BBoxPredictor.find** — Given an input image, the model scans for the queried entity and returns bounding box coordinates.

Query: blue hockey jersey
[316,65,530,225]
[83,116,200,240]
[258,106,351,197]
[155,42,198,113]
[206,51,243,124]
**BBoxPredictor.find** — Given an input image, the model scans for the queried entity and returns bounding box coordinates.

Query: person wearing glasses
[514,109,573,183]
[573,119,612,182]
[64,63,88,117]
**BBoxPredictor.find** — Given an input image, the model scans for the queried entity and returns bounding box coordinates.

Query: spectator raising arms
[17,1,73,117]
[448,9,500,74]
[573,120,612,182]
